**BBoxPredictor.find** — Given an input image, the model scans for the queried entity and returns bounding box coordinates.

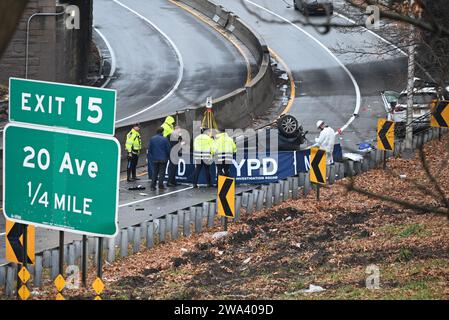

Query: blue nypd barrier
[296,144,343,173]
[147,144,343,185]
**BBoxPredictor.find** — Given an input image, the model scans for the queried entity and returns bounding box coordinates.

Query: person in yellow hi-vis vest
[161,116,175,138]
[125,123,142,182]
[213,131,237,178]
[192,128,214,188]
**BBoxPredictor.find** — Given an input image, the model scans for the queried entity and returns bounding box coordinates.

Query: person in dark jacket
[148,127,171,190]
[167,126,183,187]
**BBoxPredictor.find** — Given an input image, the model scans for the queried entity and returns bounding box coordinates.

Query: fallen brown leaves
[35,134,449,300]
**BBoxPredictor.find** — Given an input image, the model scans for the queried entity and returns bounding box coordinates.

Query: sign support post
[59,231,64,276]
[21,226,28,300]
[82,235,87,287]
[223,217,228,232]
[92,237,105,300]
[97,237,103,279]
[16,224,28,299]
[23,226,28,270]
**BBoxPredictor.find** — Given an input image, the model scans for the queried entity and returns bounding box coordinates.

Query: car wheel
[278,114,299,138]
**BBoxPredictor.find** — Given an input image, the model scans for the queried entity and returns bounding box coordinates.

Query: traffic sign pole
[316,184,320,202]
[16,263,20,300]
[21,226,28,300]
[383,150,387,170]
[82,235,87,287]
[16,223,28,299]
[23,226,28,270]
[97,237,103,279]
[59,231,64,276]
[16,224,27,300]
[223,217,228,232]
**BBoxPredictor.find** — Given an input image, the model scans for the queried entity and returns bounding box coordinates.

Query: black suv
[294,0,334,15]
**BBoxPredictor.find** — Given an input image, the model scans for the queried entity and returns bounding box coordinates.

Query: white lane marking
[0,3,182,133]
[0,232,5,236]
[244,0,361,133]
[112,0,184,124]
[94,26,117,88]
[119,186,193,207]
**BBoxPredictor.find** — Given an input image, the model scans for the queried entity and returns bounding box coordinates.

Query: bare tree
[240,0,449,85]
[238,0,449,218]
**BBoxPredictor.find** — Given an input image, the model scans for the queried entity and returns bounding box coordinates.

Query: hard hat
[316,120,324,129]
[165,116,175,125]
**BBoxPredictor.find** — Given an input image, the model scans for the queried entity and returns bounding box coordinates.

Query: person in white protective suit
[313,120,336,165]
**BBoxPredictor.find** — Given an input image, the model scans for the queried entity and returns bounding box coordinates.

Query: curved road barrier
[1,127,446,296]
[113,0,276,171]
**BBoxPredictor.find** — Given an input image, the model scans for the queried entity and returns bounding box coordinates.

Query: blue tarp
[147,144,342,185]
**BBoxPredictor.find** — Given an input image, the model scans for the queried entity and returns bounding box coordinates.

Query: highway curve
[0,0,250,264]
[94,0,249,126]
[221,0,407,152]
[0,0,409,265]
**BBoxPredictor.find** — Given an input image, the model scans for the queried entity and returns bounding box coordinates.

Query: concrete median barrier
[0,0,276,197]
[111,0,275,173]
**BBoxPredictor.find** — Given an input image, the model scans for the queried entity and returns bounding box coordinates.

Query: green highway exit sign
[9,78,116,135]
[3,123,120,237]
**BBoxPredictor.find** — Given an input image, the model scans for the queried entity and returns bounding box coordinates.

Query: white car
[381,84,448,136]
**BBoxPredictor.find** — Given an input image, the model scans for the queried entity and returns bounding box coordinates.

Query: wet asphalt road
[0,177,254,264]
[1,0,249,264]
[95,0,248,126]
[0,0,409,264]
[221,0,407,152]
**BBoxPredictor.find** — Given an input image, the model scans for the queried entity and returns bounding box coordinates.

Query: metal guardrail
[0,0,278,198]
[0,126,446,297]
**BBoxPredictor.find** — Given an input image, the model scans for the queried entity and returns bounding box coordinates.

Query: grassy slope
[29,134,449,300]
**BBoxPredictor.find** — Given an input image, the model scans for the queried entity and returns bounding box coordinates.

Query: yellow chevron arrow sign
[217,176,235,218]
[377,119,395,151]
[431,100,449,128]
[310,147,327,185]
